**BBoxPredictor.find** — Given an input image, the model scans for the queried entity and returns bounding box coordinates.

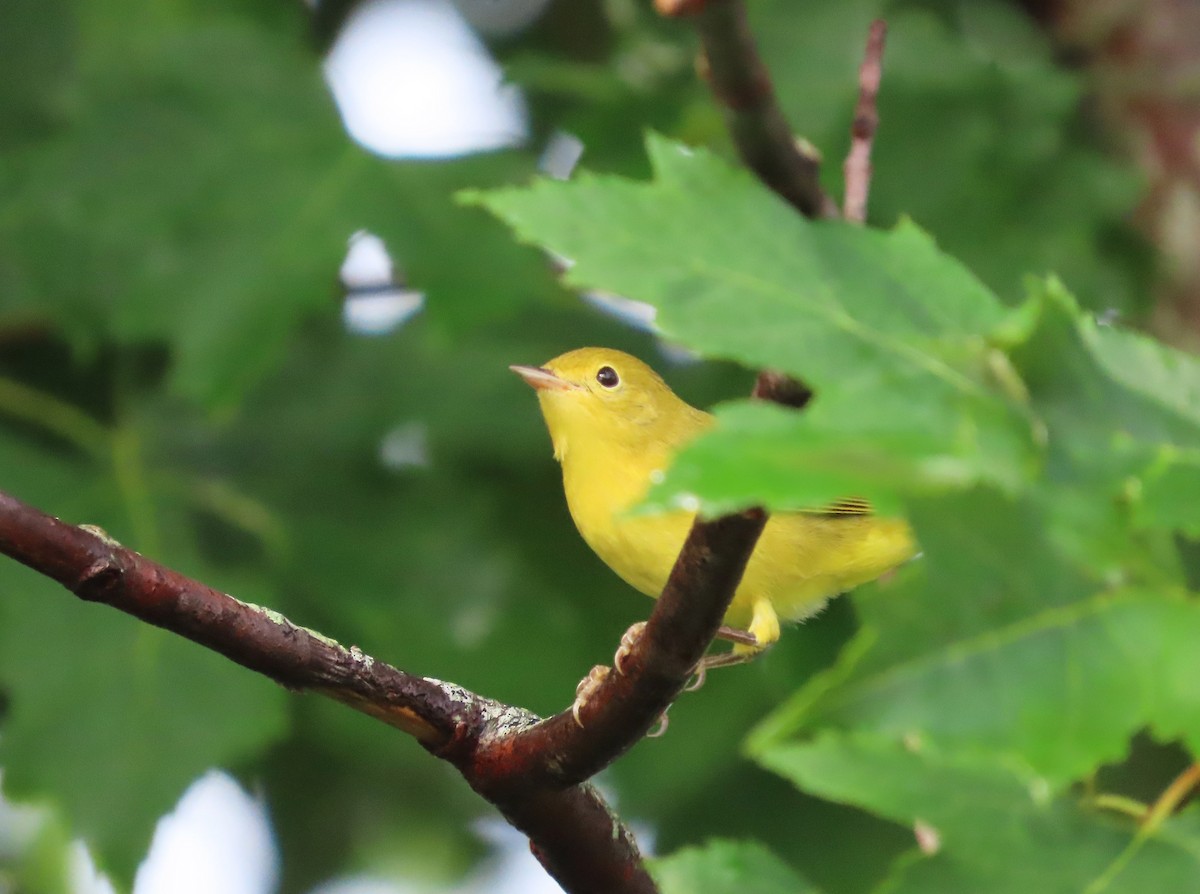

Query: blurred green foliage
[1,0,1193,892]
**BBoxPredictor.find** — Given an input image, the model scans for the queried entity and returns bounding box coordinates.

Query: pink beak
[509,365,579,392]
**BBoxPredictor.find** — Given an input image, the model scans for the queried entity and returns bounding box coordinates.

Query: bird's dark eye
[596,366,620,388]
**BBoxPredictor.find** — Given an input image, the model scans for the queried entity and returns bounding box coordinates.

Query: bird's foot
[687,633,766,690]
[614,621,647,675]
[716,624,759,646]
[572,664,610,727]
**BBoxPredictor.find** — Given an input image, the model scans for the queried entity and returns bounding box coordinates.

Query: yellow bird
[511,347,915,668]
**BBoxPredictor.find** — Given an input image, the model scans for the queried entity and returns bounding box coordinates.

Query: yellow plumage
[512,347,915,659]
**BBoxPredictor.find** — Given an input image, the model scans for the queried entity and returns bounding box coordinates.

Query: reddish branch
[472,510,766,787]
[843,21,887,223]
[659,0,837,218]
[0,488,768,893]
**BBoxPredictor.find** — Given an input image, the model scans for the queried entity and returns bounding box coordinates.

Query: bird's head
[511,347,704,462]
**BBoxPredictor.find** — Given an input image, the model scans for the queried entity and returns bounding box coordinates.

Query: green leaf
[1136,456,1200,537]
[756,732,1200,894]
[469,135,1007,369]
[748,487,1200,784]
[652,839,822,894]
[734,276,1200,796]
[467,135,1039,512]
[1003,279,1200,572]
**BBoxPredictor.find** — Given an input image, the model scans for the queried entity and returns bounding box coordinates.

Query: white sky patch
[340,231,425,335]
[70,842,118,894]
[341,230,397,286]
[324,0,528,158]
[538,131,585,180]
[0,770,49,858]
[655,340,699,365]
[344,290,425,335]
[582,291,658,332]
[305,823,561,894]
[132,771,277,894]
[578,293,699,366]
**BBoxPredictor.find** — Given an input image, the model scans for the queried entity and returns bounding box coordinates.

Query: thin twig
[659,0,837,218]
[843,20,887,224]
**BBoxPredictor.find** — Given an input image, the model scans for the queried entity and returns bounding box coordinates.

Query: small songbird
[512,347,916,669]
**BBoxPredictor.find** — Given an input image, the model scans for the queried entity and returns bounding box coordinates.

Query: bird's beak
[509,365,579,392]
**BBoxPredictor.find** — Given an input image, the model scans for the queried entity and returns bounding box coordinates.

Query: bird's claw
[614,621,647,675]
[687,634,765,690]
[572,664,610,727]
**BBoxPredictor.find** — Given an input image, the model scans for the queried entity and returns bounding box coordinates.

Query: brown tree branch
[0,479,770,891]
[658,0,837,218]
[472,509,766,788]
[0,489,656,894]
[843,20,887,224]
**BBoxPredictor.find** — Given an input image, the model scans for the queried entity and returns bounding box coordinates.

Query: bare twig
[843,20,887,224]
[659,0,837,218]
[0,490,656,894]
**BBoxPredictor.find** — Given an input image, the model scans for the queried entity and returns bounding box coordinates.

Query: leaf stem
[1142,762,1200,833]
[1088,793,1148,820]
[1085,763,1200,892]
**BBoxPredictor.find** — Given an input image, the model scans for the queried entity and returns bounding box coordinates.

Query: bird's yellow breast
[563,447,694,598]
[563,445,913,632]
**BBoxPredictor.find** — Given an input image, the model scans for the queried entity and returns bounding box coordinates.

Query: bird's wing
[805,497,873,518]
